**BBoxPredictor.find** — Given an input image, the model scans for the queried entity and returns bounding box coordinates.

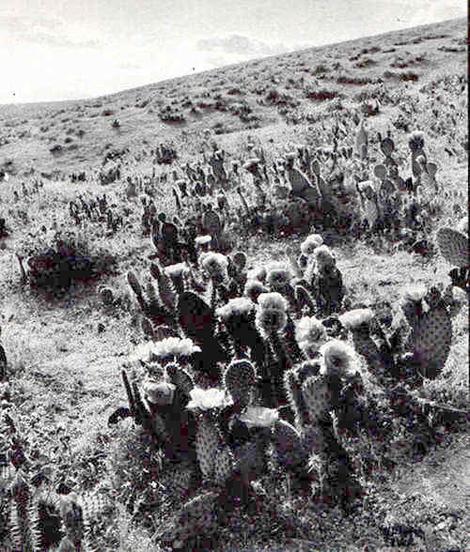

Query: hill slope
[0,17,466,175]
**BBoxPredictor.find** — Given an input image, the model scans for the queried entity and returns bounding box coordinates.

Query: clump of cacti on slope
[0,459,110,552]
[127,268,176,332]
[393,284,454,383]
[255,292,292,406]
[306,245,345,316]
[273,340,364,506]
[339,308,397,383]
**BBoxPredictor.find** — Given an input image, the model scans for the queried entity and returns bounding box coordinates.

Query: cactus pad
[301,375,331,423]
[413,304,452,379]
[272,419,306,469]
[170,491,218,546]
[178,291,214,340]
[213,445,235,485]
[167,363,195,396]
[436,227,468,268]
[223,360,256,409]
[195,416,220,479]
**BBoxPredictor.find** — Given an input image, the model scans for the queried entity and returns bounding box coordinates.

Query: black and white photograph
[0,1,468,550]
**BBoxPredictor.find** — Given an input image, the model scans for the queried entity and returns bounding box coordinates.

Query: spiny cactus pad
[413,304,452,379]
[195,415,220,480]
[223,360,256,408]
[436,227,469,268]
[170,491,218,546]
[178,291,214,339]
[272,419,306,469]
[213,445,235,485]
[167,363,195,396]
[301,375,331,423]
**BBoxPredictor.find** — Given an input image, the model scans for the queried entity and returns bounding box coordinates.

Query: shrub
[305,89,341,102]
[23,230,117,293]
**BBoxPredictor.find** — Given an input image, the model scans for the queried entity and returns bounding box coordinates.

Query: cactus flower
[152,337,201,359]
[239,406,279,429]
[300,234,324,257]
[319,339,358,378]
[256,292,288,335]
[339,308,375,330]
[296,316,328,356]
[195,235,212,245]
[216,297,255,321]
[403,285,427,303]
[143,379,176,406]
[266,263,293,290]
[200,252,229,279]
[164,263,189,277]
[187,387,233,411]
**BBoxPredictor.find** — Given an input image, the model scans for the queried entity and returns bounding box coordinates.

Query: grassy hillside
[0,18,466,175]
[0,17,468,552]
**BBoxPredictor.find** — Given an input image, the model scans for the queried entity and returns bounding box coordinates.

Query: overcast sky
[0,0,466,104]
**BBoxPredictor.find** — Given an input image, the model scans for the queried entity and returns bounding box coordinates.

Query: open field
[0,17,468,552]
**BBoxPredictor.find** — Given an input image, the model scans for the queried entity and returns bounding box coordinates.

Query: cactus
[166,363,195,398]
[355,121,368,160]
[411,302,452,380]
[213,445,235,486]
[310,247,344,316]
[99,287,114,306]
[301,375,331,425]
[178,291,214,342]
[121,370,168,442]
[166,491,218,548]
[150,262,177,311]
[283,367,310,428]
[340,309,396,381]
[59,496,85,550]
[379,132,396,167]
[202,205,223,249]
[295,285,316,316]
[128,269,172,328]
[223,359,256,411]
[436,227,468,268]
[272,419,308,472]
[31,493,64,551]
[0,331,7,382]
[195,414,221,481]
[177,291,228,379]
[9,471,34,552]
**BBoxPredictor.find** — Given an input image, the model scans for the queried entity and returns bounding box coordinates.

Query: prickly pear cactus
[301,375,331,424]
[166,491,218,548]
[60,496,85,549]
[272,419,307,470]
[213,445,235,486]
[283,367,309,428]
[436,227,468,268]
[412,303,452,379]
[150,262,177,310]
[195,415,220,480]
[167,363,195,397]
[178,291,214,341]
[127,271,144,306]
[223,360,256,410]
[8,471,34,552]
[295,285,316,315]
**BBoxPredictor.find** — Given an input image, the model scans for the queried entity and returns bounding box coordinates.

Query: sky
[0,0,466,104]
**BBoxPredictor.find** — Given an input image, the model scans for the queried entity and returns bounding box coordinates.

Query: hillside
[0,18,466,175]
[0,17,468,552]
